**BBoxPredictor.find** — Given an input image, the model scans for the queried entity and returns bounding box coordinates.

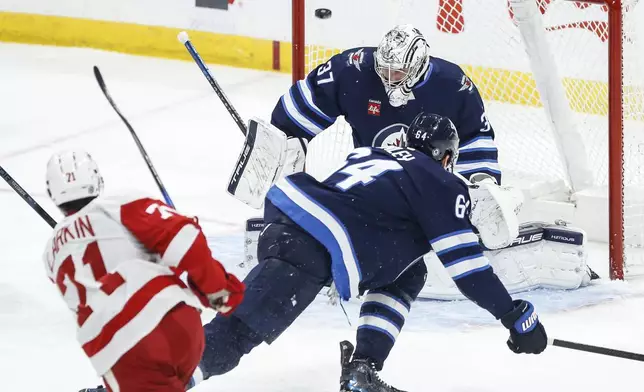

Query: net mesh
[302,0,644,274]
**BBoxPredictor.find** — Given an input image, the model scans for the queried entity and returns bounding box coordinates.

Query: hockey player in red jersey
[42,150,244,392]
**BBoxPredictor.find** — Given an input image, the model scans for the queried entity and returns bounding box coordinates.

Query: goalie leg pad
[227,118,288,209]
[420,221,590,300]
[242,217,265,269]
[488,222,591,293]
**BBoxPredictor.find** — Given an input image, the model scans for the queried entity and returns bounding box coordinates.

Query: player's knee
[391,260,427,301]
[258,219,332,283]
[234,256,328,343]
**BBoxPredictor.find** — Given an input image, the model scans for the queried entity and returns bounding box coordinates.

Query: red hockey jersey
[43,194,229,376]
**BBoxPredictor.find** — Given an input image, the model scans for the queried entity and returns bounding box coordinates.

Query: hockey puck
[314,8,332,19]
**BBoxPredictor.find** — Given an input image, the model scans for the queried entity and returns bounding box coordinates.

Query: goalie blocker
[227,118,306,209]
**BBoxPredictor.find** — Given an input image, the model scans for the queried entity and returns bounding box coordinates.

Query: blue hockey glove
[500,300,547,354]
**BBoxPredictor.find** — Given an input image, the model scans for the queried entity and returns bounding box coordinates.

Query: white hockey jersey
[43,194,228,376]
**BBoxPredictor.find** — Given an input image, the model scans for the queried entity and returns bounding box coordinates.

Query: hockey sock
[354,288,411,370]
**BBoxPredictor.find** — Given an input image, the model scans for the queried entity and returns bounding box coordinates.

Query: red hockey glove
[206,273,245,315]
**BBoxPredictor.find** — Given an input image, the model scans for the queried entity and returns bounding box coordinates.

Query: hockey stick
[177,31,248,136]
[93,66,176,208]
[0,165,57,228]
[550,338,644,362]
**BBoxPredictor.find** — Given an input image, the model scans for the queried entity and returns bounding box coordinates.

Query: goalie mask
[405,112,459,172]
[46,150,104,207]
[375,24,431,107]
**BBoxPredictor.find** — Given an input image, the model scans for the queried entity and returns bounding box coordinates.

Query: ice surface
[2,43,644,391]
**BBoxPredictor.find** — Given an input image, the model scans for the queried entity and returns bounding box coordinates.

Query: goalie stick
[93,66,176,208]
[177,31,248,136]
[549,338,644,362]
[0,165,57,228]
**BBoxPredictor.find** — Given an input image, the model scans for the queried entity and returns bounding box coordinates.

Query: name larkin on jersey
[51,215,95,256]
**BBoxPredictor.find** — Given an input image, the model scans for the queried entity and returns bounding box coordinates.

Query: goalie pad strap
[504,222,584,249]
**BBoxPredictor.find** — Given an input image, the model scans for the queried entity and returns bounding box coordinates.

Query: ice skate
[339,341,406,392]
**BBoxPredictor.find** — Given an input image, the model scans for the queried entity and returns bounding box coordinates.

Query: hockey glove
[500,300,547,354]
[206,273,245,316]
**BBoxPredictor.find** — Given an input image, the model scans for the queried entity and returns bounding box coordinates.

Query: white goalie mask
[375,24,431,107]
[46,150,104,207]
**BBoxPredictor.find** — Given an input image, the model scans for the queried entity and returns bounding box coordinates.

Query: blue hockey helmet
[404,112,459,171]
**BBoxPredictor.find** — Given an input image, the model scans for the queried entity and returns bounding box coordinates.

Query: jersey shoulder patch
[430,57,474,93]
[335,47,376,73]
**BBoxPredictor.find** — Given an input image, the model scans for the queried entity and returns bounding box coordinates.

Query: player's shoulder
[329,46,376,76]
[428,56,476,94]
[89,191,162,220]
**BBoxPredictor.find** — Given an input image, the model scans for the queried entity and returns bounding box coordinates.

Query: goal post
[290,0,644,280]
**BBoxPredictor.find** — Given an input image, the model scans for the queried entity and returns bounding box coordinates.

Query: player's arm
[119,197,244,314]
[452,75,502,184]
[414,180,546,354]
[270,55,344,141]
[229,55,347,209]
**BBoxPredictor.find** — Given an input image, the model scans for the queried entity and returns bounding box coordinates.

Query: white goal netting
[300,0,644,275]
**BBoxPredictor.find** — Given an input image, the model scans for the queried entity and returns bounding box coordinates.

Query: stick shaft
[93,66,176,208]
[550,338,644,362]
[180,36,247,136]
[0,166,57,228]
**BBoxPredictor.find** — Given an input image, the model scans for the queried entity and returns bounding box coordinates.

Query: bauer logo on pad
[367,99,381,116]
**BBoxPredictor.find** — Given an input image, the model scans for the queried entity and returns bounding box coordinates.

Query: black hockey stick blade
[93,66,176,208]
[550,338,644,362]
[0,165,57,228]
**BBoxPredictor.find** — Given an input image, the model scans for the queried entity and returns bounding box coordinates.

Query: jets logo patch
[459,75,474,93]
[372,123,408,147]
[367,99,381,116]
[347,48,365,71]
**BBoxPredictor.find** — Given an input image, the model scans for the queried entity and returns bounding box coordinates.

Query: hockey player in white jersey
[43,151,245,392]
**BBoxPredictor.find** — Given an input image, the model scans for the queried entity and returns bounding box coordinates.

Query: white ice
[1,43,644,391]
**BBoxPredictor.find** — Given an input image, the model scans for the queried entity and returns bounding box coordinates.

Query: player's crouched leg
[199,219,333,379]
[354,260,427,370]
[103,303,203,392]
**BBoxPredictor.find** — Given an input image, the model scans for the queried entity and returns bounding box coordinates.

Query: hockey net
[293,0,644,279]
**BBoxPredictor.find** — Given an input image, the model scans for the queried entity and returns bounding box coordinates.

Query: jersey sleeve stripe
[358,315,401,342]
[297,79,335,123]
[445,255,490,280]
[455,161,501,175]
[281,90,324,136]
[459,147,498,153]
[456,158,498,164]
[267,178,361,300]
[159,224,199,268]
[435,241,480,256]
[430,230,480,253]
[459,135,494,148]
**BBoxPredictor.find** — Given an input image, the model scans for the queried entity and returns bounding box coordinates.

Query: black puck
[314,8,332,19]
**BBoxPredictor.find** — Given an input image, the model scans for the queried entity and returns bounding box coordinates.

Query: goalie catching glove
[459,172,524,250]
